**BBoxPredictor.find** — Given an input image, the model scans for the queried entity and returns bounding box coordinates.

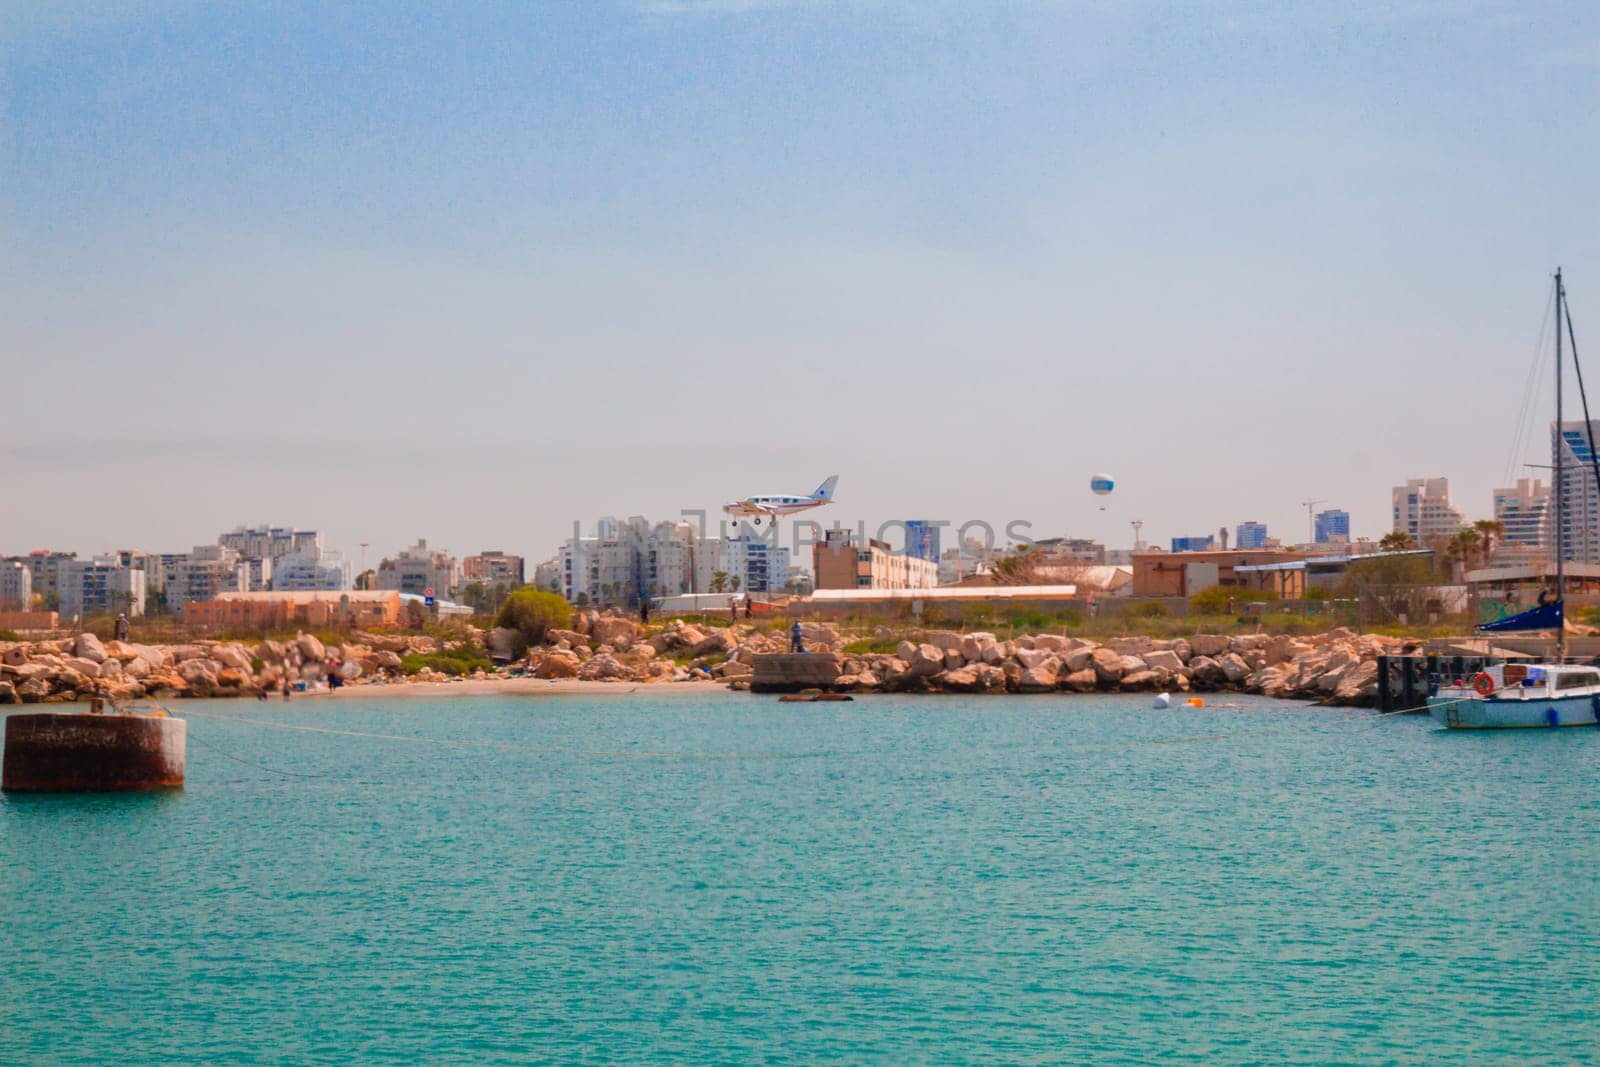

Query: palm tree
[709,571,728,594]
[1473,519,1506,564]
[1446,528,1482,578]
[729,576,741,593]
[1379,531,1416,551]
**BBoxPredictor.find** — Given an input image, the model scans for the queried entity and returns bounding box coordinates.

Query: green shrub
[1124,600,1168,618]
[0,629,21,642]
[842,637,901,655]
[495,588,572,647]
[1188,586,1272,614]
[400,644,494,677]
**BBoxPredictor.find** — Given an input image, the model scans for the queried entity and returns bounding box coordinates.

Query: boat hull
[1428,692,1599,729]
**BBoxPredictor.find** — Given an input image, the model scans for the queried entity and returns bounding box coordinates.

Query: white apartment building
[1392,477,1466,542]
[22,551,76,606]
[720,534,792,594]
[463,551,526,588]
[165,545,250,610]
[560,517,730,604]
[376,539,462,597]
[0,560,33,610]
[273,548,352,591]
[218,526,322,561]
[59,557,147,618]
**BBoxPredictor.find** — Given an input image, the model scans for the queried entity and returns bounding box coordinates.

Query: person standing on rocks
[114,614,129,641]
[789,620,805,654]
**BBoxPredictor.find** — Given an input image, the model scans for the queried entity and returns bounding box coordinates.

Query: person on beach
[730,598,738,624]
[282,678,291,701]
[639,598,650,625]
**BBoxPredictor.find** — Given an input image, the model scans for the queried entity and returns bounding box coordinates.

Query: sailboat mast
[1556,268,1566,661]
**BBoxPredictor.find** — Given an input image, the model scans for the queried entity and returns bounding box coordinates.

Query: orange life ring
[1473,672,1496,697]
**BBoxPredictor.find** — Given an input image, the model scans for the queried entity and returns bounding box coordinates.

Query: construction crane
[1301,499,1326,546]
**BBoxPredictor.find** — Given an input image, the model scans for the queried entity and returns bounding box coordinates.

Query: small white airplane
[723,475,839,525]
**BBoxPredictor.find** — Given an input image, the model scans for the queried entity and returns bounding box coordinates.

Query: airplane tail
[811,475,839,502]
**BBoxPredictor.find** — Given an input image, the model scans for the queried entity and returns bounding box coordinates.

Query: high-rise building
[1235,522,1268,549]
[273,549,352,591]
[814,530,937,590]
[218,526,321,561]
[1490,478,1552,565]
[1553,422,1600,563]
[0,560,33,610]
[1391,478,1465,542]
[1171,535,1216,552]
[1314,509,1350,544]
[904,521,942,563]
[23,551,76,607]
[463,551,526,589]
[165,546,250,610]
[376,539,462,597]
[59,558,147,618]
[720,534,792,594]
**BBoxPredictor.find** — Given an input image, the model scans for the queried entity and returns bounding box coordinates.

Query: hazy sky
[5,1,1598,565]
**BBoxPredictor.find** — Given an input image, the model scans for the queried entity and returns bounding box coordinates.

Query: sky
[5,1,1599,566]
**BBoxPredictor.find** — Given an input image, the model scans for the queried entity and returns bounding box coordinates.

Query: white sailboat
[1430,269,1600,728]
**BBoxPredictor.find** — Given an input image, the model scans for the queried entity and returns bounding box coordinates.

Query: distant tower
[1219,527,1230,551]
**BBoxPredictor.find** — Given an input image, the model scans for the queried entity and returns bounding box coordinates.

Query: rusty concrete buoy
[2,712,186,793]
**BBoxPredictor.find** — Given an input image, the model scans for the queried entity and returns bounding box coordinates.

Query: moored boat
[1430,663,1600,728]
[1433,269,1600,729]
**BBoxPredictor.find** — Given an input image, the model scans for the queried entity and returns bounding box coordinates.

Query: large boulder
[960,632,997,663]
[1106,636,1153,656]
[936,666,985,693]
[1061,668,1098,693]
[1017,663,1060,693]
[1091,647,1126,684]
[578,653,629,681]
[73,632,108,664]
[1188,655,1226,687]
[63,656,102,680]
[922,630,963,652]
[1014,647,1056,670]
[296,633,327,662]
[1218,653,1251,684]
[1064,645,1096,673]
[533,652,581,679]
[212,644,254,672]
[1033,634,1068,653]
[905,643,946,678]
[591,617,639,648]
[1119,669,1161,691]
[0,680,17,705]
[692,629,737,657]
[1189,634,1229,658]
[1143,649,1184,671]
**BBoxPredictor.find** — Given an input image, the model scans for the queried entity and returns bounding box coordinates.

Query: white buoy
[1152,692,1171,709]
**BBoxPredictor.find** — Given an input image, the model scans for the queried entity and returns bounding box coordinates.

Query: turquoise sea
[3,691,1598,1065]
